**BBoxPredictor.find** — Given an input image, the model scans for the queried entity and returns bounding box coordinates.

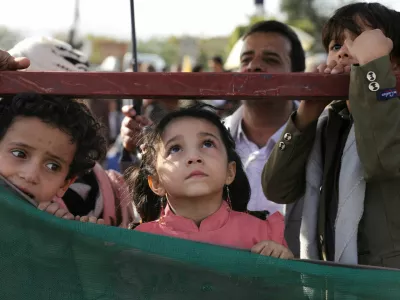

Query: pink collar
[159,201,231,232]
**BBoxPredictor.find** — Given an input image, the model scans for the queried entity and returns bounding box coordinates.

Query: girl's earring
[158,196,167,224]
[161,196,166,211]
[225,185,232,209]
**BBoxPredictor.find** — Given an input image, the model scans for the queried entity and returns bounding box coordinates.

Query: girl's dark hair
[0,93,107,179]
[131,103,250,222]
[322,3,400,61]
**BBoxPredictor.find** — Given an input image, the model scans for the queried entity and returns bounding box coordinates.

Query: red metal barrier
[1,71,398,100]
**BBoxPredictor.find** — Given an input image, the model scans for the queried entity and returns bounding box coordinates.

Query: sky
[1,0,400,41]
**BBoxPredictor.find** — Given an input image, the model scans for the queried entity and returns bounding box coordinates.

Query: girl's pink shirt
[135,201,287,250]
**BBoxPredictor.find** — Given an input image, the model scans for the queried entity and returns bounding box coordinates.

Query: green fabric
[0,181,399,300]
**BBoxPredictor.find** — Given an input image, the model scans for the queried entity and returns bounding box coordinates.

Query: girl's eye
[331,44,341,51]
[203,140,215,148]
[11,150,26,158]
[46,163,60,172]
[168,145,181,154]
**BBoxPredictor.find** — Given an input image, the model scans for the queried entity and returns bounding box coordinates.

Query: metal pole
[129,0,142,114]
[130,0,139,73]
[68,0,82,49]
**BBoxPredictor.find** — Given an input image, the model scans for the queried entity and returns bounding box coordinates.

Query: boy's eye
[11,150,26,158]
[46,162,60,172]
[331,44,342,51]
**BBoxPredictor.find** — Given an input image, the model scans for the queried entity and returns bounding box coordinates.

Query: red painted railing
[1,71,397,100]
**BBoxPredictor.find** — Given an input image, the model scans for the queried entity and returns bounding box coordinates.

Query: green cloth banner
[0,179,399,300]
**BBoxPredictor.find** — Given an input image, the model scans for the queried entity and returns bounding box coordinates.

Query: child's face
[326,18,372,67]
[149,117,236,201]
[0,116,76,203]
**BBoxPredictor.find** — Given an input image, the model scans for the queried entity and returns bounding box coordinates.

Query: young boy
[0,93,107,222]
[262,2,400,268]
[2,40,139,227]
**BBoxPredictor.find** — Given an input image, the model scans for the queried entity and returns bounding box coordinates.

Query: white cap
[8,36,90,72]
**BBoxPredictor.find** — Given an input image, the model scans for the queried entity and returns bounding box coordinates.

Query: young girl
[132,104,293,259]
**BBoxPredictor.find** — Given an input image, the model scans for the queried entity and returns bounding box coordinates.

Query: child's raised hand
[38,201,75,220]
[251,241,294,260]
[317,60,351,75]
[75,215,105,225]
[345,29,393,66]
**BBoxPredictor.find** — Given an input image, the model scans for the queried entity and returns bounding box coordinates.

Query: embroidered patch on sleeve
[377,88,398,101]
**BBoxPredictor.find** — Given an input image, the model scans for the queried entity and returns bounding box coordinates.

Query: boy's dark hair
[131,103,251,222]
[322,2,400,60]
[212,56,223,66]
[0,93,107,179]
[243,20,306,72]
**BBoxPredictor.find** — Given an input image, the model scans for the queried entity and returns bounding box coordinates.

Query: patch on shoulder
[377,88,398,101]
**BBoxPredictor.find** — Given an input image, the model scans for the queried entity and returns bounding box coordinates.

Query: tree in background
[198,37,229,70]
[136,35,228,69]
[226,0,353,54]
[197,48,208,70]
[280,0,354,51]
[0,26,23,50]
[227,15,265,54]
[136,36,180,67]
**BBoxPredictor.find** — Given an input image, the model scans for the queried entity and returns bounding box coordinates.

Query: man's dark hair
[243,20,306,72]
[212,56,224,66]
[322,2,400,61]
[0,93,107,178]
